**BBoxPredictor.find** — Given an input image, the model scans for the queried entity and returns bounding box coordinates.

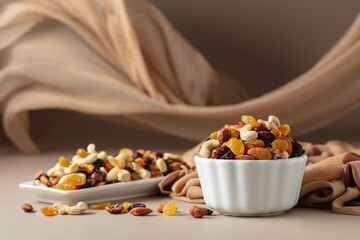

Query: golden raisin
[143,150,152,158]
[271,129,282,139]
[82,164,94,174]
[229,138,245,156]
[77,148,88,158]
[135,158,145,167]
[55,183,76,190]
[279,124,291,136]
[119,148,133,157]
[244,139,265,148]
[271,139,289,152]
[122,202,133,213]
[136,149,145,155]
[131,172,140,180]
[241,115,260,128]
[163,200,176,216]
[59,156,71,167]
[90,202,111,210]
[40,206,56,216]
[109,158,125,169]
[210,131,218,140]
[60,174,86,186]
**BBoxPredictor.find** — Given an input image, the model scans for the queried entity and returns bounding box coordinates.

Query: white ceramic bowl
[194,155,307,216]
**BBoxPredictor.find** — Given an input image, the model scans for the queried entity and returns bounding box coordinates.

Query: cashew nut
[99,167,108,175]
[47,163,79,178]
[87,143,108,160]
[240,124,258,141]
[106,167,131,182]
[198,139,220,158]
[59,173,86,185]
[258,115,281,131]
[132,162,151,179]
[72,153,97,165]
[155,158,167,173]
[52,203,70,214]
[281,151,290,159]
[163,153,183,162]
[64,202,88,215]
[117,170,131,182]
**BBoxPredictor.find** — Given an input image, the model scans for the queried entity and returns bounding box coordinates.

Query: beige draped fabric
[0,0,359,154]
[158,141,360,215]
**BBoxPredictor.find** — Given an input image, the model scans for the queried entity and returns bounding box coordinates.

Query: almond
[247,147,272,160]
[50,177,60,185]
[40,175,52,187]
[130,207,153,216]
[155,203,166,213]
[33,170,44,185]
[234,155,255,160]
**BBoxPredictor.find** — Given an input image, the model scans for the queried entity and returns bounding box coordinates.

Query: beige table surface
[1,149,360,240]
[1,110,360,240]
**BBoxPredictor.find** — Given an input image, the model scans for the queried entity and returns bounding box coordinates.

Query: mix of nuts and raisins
[23,201,212,219]
[198,115,305,160]
[33,144,188,190]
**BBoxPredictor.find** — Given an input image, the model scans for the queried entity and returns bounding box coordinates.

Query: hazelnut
[22,203,33,212]
[90,172,104,182]
[189,205,205,218]
[217,128,231,143]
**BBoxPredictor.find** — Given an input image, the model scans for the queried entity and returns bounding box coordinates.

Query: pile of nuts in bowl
[198,115,305,160]
[33,144,189,190]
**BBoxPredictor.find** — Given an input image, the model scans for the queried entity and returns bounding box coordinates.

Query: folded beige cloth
[1,0,360,154]
[158,141,360,215]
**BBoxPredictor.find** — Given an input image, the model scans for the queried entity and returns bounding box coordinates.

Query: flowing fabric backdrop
[1,0,360,215]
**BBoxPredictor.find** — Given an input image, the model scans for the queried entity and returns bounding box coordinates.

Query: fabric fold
[0,0,359,154]
[159,141,360,215]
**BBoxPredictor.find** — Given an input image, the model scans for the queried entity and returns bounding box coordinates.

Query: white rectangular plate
[19,177,163,204]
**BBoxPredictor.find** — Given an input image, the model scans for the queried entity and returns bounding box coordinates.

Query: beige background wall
[0,0,359,153]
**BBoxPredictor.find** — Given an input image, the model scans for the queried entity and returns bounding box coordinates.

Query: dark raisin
[143,157,154,164]
[132,152,143,159]
[263,140,272,148]
[154,152,164,159]
[80,179,92,188]
[257,131,276,143]
[143,164,151,171]
[219,150,236,159]
[125,167,134,172]
[93,159,103,168]
[127,203,146,211]
[291,142,305,158]
[201,207,213,215]
[211,146,229,159]
[76,170,89,178]
[107,180,118,184]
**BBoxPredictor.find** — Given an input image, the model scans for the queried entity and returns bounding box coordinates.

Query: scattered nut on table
[105,204,124,214]
[21,203,33,212]
[130,207,153,216]
[189,205,205,218]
